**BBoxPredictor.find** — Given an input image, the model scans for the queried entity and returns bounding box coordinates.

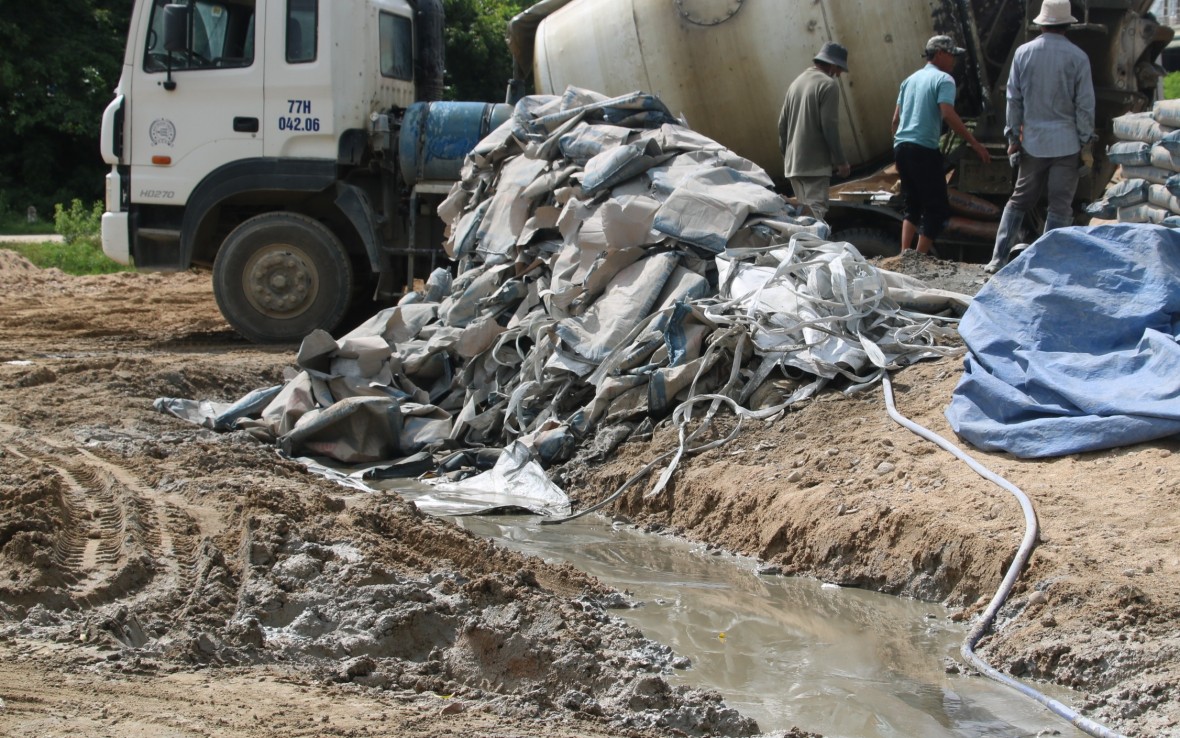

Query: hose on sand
[881,371,1127,738]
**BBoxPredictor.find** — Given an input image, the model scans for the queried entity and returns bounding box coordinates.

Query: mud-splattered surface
[0,249,755,738]
[0,246,1177,737]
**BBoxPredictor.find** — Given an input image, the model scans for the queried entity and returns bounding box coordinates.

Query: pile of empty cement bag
[1088,100,1180,226]
[158,88,970,494]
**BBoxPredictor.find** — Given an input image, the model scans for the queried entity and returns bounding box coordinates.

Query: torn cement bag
[343,302,438,346]
[713,237,963,382]
[558,123,635,163]
[279,396,451,464]
[154,384,283,431]
[555,251,680,363]
[653,166,792,253]
[597,195,663,250]
[414,441,571,516]
[279,396,403,462]
[475,155,551,259]
[877,270,972,314]
[579,139,671,195]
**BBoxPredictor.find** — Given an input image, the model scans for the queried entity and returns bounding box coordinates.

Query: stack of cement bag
[158,88,968,484]
[1088,101,1180,226]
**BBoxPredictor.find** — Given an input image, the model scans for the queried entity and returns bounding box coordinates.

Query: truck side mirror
[163,4,190,54]
[161,4,189,91]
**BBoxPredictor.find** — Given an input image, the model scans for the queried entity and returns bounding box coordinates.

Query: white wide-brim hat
[1033,0,1078,25]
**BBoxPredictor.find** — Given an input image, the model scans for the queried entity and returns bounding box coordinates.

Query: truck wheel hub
[244,246,318,318]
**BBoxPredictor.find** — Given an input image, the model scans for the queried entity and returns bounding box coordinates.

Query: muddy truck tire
[213,212,354,343]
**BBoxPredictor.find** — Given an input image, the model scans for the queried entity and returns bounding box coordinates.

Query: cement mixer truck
[99,0,511,342]
[507,0,1173,259]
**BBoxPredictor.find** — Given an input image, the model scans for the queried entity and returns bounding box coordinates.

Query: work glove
[1007,141,1021,170]
[1080,142,1094,174]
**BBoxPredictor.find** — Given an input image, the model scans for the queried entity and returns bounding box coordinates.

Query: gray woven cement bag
[1113,111,1175,144]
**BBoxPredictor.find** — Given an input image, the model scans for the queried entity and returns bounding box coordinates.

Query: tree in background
[443,0,530,102]
[0,1,131,217]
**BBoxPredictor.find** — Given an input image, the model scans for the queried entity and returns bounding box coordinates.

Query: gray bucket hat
[814,42,849,72]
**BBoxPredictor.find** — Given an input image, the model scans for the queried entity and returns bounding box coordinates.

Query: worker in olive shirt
[892,35,991,255]
[778,42,851,222]
[984,0,1095,274]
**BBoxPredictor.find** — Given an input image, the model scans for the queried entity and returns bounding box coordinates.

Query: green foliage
[0,1,131,214]
[53,199,104,247]
[0,190,54,234]
[0,214,57,236]
[443,0,531,102]
[0,240,130,275]
[1,1,524,214]
[1166,72,1180,100]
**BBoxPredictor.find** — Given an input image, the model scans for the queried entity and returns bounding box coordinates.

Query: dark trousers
[894,143,949,239]
[1009,151,1080,223]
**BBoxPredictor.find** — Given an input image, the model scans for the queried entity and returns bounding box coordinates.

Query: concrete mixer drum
[675,0,744,26]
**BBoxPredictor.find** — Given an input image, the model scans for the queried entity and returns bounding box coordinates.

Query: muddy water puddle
[451,514,1086,738]
[366,477,1082,736]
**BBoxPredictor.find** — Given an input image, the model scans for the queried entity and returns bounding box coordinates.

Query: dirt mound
[0,248,43,275]
[875,249,988,297]
[0,248,68,291]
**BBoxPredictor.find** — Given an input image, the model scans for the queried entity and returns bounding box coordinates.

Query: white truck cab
[102,0,507,342]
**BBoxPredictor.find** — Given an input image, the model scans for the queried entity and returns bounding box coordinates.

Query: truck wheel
[832,228,899,258]
[213,212,354,343]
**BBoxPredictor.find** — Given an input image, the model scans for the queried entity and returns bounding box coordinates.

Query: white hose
[881,371,1128,738]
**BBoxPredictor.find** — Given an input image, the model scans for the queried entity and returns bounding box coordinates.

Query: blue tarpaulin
[946,224,1180,458]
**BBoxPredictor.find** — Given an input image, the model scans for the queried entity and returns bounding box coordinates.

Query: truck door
[262,0,334,160]
[128,0,264,207]
[262,0,418,160]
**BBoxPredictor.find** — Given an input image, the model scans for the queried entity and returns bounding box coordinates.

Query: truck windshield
[143,0,256,72]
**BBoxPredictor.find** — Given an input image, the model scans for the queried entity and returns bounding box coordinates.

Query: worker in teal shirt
[891,35,991,255]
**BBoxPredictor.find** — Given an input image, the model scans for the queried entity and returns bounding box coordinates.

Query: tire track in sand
[0,424,203,610]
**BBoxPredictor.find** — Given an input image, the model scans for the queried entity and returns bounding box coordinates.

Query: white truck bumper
[102,212,131,266]
[102,168,131,266]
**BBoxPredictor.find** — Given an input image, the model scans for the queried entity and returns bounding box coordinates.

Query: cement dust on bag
[156,87,970,514]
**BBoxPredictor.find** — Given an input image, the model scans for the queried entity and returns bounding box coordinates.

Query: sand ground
[0,247,1175,737]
